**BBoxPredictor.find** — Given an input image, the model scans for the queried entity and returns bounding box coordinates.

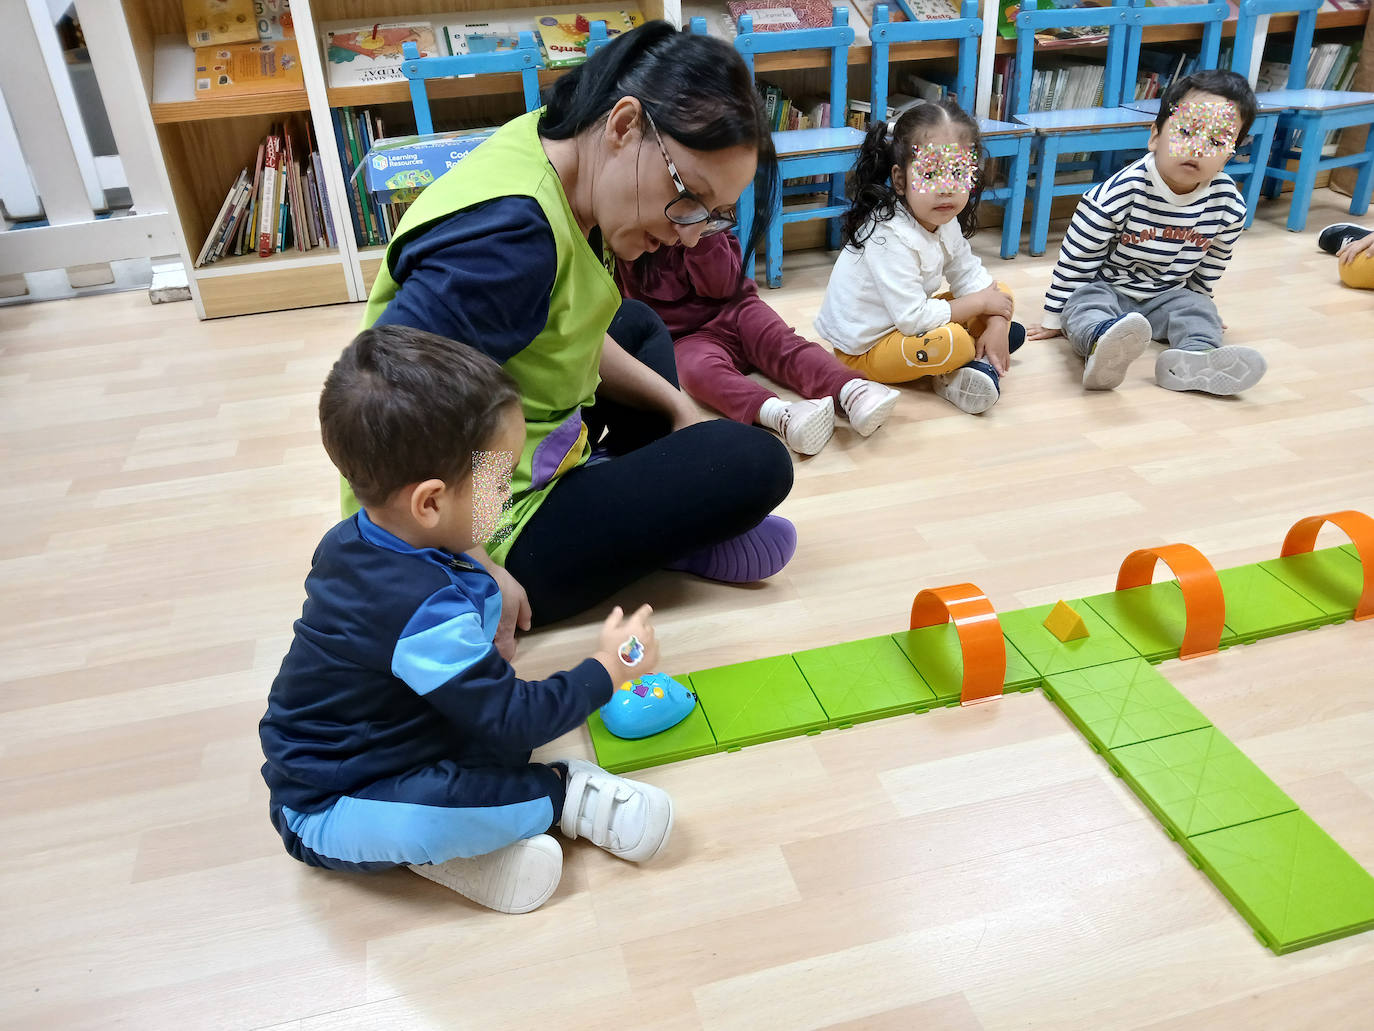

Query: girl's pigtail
[841,121,899,250]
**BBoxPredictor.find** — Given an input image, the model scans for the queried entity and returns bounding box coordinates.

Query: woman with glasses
[617,123,901,457]
[356,21,795,655]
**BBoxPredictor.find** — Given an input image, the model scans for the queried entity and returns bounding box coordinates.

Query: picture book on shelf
[253,0,293,40]
[444,20,529,55]
[726,0,835,30]
[183,0,258,47]
[194,40,302,98]
[322,22,441,87]
[535,10,643,67]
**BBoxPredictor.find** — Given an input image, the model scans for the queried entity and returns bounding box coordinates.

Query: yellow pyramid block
[1044,600,1089,643]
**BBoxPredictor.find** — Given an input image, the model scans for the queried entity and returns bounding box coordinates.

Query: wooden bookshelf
[148,35,312,123]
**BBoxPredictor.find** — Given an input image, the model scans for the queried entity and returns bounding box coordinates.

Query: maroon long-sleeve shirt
[615,231,758,338]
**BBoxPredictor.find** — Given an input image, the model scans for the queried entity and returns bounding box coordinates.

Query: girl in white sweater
[815,101,1024,414]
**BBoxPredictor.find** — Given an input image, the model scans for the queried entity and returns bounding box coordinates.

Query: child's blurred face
[1149,91,1241,193]
[894,127,977,233]
[444,405,525,553]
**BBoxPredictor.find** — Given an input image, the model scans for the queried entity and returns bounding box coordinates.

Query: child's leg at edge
[269,760,565,871]
[1339,251,1374,290]
[1060,281,1131,359]
[732,295,857,407]
[674,329,777,425]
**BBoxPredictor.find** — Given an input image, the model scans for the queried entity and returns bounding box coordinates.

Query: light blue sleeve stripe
[393,599,494,695]
[283,795,554,864]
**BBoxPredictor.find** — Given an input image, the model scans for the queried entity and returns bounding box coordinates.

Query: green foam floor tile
[1108,727,1297,838]
[998,600,1140,677]
[688,655,829,750]
[792,634,938,726]
[1080,581,1240,664]
[892,622,1041,706]
[587,675,719,774]
[1258,547,1365,623]
[1189,810,1374,954]
[1217,563,1328,643]
[1042,657,1211,751]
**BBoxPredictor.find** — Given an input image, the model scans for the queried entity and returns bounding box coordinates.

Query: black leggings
[504,300,794,627]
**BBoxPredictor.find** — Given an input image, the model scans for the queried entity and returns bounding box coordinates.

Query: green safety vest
[349,110,621,563]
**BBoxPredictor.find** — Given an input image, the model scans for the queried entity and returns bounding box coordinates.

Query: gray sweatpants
[1061,281,1223,359]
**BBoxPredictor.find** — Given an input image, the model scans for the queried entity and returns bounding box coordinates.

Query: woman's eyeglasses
[643,111,738,238]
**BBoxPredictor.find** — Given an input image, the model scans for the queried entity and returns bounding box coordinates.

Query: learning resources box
[360,129,496,204]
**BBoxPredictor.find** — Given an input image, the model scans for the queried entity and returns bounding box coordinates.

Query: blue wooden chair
[732,8,868,287]
[1230,0,1374,232]
[1119,0,1278,229]
[868,1,1033,259]
[400,33,544,133]
[1009,0,1149,255]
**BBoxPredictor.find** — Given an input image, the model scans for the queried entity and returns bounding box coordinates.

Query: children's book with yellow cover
[535,9,643,68]
[183,0,258,47]
[322,22,441,87]
[194,40,303,98]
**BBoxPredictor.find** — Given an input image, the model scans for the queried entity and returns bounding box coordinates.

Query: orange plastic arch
[1115,544,1225,660]
[1280,509,1374,621]
[909,583,1006,706]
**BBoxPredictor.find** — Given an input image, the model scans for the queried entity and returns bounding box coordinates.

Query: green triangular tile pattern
[1217,564,1328,644]
[792,635,937,726]
[999,600,1139,676]
[1080,581,1239,664]
[1189,811,1374,954]
[1258,546,1364,623]
[688,655,828,750]
[587,674,718,774]
[1043,658,1210,751]
[892,622,1040,705]
[1108,727,1297,838]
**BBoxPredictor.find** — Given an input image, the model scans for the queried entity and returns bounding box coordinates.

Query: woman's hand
[471,547,532,662]
[976,320,1012,376]
[1338,231,1374,265]
[1025,323,1061,341]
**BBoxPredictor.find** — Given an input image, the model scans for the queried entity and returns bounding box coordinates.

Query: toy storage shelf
[149,34,313,123]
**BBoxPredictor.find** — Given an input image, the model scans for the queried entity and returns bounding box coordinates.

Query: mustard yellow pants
[833,284,1013,384]
[1339,252,1374,290]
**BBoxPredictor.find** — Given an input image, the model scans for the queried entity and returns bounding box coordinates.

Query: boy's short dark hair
[320,325,520,507]
[1155,69,1258,145]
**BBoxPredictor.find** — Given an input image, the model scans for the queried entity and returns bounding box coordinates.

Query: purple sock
[666,515,797,583]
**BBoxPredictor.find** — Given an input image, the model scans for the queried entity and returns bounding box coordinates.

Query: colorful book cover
[322,23,441,87]
[194,40,302,98]
[444,20,529,56]
[727,0,834,30]
[183,0,257,47]
[536,10,641,68]
[253,0,293,40]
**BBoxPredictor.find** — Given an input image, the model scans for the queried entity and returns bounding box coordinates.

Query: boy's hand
[595,604,659,685]
[976,321,1012,376]
[1026,323,1061,341]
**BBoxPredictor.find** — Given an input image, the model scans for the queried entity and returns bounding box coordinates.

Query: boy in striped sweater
[1028,70,1267,396]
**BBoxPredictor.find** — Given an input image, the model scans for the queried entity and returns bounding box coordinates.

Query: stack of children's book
[331,107,403,248]
[320,7,645,87]
[193,119,335,268]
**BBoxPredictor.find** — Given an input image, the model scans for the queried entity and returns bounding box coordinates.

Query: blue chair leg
[766,190,785,288]
[1242,117,1276,229]
[1031,136,1060,257]
[827,172,844,251]
[1001,138,1030,260]
[736,182,755,281]
[1349,125,1374,218]
[1287,114,1321,233]
[1264,125,1289,200]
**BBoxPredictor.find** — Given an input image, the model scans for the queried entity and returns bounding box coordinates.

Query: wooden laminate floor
[2,193,1372,1030]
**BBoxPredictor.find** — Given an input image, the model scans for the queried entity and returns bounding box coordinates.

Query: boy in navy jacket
[260,325,673,914]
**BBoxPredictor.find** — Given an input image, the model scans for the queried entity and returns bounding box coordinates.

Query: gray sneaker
[1155,346,1267,395]
[1082,312,1151,390]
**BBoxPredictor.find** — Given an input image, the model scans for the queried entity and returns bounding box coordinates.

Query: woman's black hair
[1154,69,1258,145]
[540,20,778,264]
[841,100,984,248]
